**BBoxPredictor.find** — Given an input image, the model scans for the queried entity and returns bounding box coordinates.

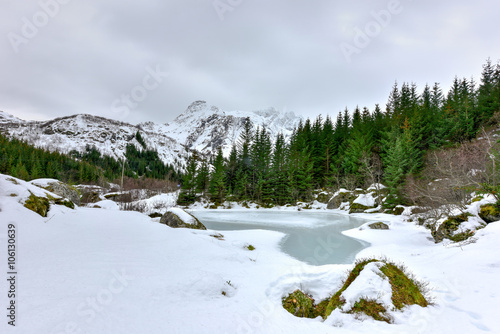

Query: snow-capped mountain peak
[0,102,303,167]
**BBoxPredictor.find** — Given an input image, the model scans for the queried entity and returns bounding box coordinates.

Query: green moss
[324,259,378,318]
[349,203,371,214]
[282,258,429,324]
[479,203,500,223]
[449,230,475,242]
[442,213,472,231]
[282,290,319,318]
[471,196,484,203]
[46,193,75,209]
[24,192,50,217]
[54,198,75,209]
[349,299,391,323]
[379,263,428,310]
[314,298,329,317]
[247,245,255,251]
[149,212,163,218]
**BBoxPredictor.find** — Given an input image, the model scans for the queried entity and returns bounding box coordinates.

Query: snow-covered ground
[1,173,499,333]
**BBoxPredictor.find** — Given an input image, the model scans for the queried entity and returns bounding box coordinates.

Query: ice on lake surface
[192,210,370,265]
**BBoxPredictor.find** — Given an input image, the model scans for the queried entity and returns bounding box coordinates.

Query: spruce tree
[270,133,291,205]
[209,147,226,204]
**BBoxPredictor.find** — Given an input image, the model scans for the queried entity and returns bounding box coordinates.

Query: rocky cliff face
[0,101,303,168]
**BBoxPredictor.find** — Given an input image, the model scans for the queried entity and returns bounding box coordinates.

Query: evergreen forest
[0,131,180,185]
[178,59,500,208]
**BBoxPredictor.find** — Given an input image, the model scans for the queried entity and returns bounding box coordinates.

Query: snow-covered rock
[159,207,206,230]
[30,178,80,205]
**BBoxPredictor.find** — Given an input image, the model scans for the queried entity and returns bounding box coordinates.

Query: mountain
[140,101,302,157]
[0,111,184,169]
[0,101,303,167]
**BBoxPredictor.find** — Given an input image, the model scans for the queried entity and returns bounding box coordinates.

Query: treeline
[0,130,181,185]
[0,134,104,183]
[178,59,500,207]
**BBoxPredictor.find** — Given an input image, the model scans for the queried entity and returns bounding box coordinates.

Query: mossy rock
[24,192,50,217]
[327,191,356,209]
[349,299,391,323]
[368,222,389,230]
[159,211,207,230]
[54,198,75,209]
[284,258,428,323]
[449,230,476,242]
[324,259,378,318]
[432,213,472,243]
[392,206,405,215]
[316,192,332,204]
[349,203,371,214]
[324,259,428,321]
[149,212,163,218]
[81,191,101,204]
[479,203,500,223]
[379,263,428,310]
[282,290,322,318]
[34,181,81,205]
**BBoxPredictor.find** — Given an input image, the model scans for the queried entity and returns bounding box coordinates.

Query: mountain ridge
[0,102,303,168]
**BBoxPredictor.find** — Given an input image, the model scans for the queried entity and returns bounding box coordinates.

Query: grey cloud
[1,0,499,124]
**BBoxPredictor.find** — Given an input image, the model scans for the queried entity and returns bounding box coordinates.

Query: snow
[132,192,178,215]
[0,102,303,172]
[367,183,387,191]
[167,207,197,225]
[333,188,351,197]
[28,178,62,188]
[93,200,120,210]
[339,262,393,312]
[1,173,500,333]
[353,193,376,207]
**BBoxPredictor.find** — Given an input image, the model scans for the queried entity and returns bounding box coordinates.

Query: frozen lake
[191,210,370,265]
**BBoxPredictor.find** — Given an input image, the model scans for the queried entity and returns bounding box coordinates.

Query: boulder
[431,213,471,243]
[160,208,206,230]
[327,191,356,209]
[479,203,500,223]
[31,179,80,205]
[24,192,50,217]
[316,192,332,204]
[369,222,389,230]
[81,191,102,204]
[349,203,371,214]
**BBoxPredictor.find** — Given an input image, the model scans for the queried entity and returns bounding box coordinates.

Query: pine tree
[209,147,226,204]
[196,160,210,195]
[235,118,253,200]
[225,144,238,197]
[342,119,374,187]
[478,58,498,122]
[270,133,291,205]
[16,160,30,181]
[178,153,198,205]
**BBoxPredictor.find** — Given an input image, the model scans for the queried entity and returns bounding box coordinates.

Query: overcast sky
[1,0,499,124]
